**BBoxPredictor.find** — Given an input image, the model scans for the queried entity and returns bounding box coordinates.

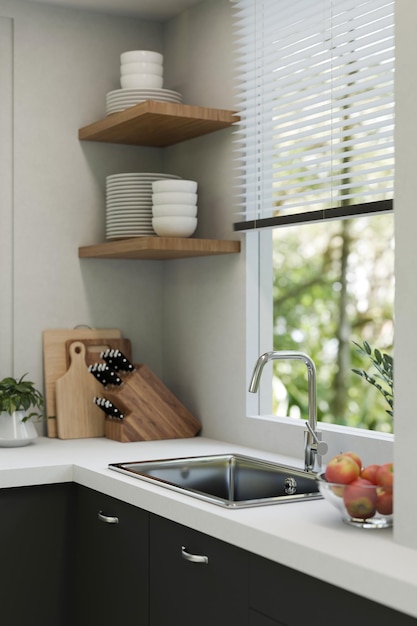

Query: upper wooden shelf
[78,100,239,147]
[78,237,241,260]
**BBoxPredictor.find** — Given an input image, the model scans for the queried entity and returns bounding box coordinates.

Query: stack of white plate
[106,173,181,240]
[106,88,183,115]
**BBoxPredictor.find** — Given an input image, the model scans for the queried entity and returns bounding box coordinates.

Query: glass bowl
[317,472,393,529]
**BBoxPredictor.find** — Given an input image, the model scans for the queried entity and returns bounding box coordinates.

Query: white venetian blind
[233,0,395,230]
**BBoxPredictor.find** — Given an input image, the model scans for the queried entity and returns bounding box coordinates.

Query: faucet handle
[305,422,328,457]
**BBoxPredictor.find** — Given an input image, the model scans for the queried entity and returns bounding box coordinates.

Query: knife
[93,396,124,420]
[100,349,135,373]
[88,363,123,387]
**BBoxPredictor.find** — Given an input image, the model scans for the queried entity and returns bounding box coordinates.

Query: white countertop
[1,435,416,619]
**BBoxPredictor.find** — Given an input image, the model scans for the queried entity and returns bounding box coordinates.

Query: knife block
[102,364,201,442]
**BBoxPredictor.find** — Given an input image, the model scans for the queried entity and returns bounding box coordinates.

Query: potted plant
[352,340,393,418]
[0,373,44,446]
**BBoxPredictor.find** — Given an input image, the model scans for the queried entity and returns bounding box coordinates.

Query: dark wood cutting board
[64,338,132,368]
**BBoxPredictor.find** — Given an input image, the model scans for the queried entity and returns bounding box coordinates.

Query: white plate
[107,173,180,181]
[106,208,152,213]
[106,204,153,210]
[107,88,182,98]
[106,231,155,237]
[106,208,153,214]
[106,196,153,202]
[107,94,183,103]
[106,214,153,220]
[106,190,153,196]
[106,222,153,229]
[106,226,155,235]
[106,183,154,188]
[106,199,152,204]
[107,97,183,105]
[106,231,157,239]
[106,207,153,212]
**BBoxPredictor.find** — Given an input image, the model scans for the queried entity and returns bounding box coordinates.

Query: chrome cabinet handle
[181,545,208,564]
[98,510,119,524]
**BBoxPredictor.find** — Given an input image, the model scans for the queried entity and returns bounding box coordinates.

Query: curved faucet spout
[249,351,326,472]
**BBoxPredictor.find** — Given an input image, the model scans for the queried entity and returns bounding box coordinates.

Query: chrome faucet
[248,351,328,472]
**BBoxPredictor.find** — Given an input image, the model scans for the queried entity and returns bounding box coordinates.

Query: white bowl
[121,74,163,89]
[121,50,163,65]
[152,179,198,194]
[120,62,163,77]
[152,192,198,205]
[152,204,197,218]
[152,216,197,237]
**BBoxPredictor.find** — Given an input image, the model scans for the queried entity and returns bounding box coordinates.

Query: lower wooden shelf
[78,237,241,260]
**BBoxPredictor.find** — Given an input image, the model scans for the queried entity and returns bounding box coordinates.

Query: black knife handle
[89,363,123,387]
[93,396,124,420]
[100,349,135,373]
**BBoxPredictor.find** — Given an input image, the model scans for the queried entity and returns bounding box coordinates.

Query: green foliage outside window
[272,214,394,433]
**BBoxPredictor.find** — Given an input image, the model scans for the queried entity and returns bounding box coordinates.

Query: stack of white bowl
[120,50,164,90]
[152,180,198,237]
[106,50,183,115]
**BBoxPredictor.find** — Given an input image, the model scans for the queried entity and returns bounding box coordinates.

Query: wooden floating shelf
[78,237,241,260]
[78,100,239,147]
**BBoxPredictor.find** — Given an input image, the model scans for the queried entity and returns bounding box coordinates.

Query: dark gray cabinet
[0,483,75,626]
[74,484,149,625]
[149,513,249,626]
[249,553,417,626]
[2,481,416,626]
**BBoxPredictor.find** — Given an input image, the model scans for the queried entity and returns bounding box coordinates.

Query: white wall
[0,0,166,397]
[162,0,247,440]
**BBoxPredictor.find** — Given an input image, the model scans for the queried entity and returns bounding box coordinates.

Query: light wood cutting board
[55,341,104,439]
[43,328,122,437]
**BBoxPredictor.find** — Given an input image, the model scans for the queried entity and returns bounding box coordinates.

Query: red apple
[343,477,377,519]
[342,451,362,471]
[376,463,394,490]
[325,454,360,484]
[376,487,393,515]
[361,464,380,485]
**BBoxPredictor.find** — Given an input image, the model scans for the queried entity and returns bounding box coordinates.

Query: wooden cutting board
[43,328,122,437]
[55,341,104,439]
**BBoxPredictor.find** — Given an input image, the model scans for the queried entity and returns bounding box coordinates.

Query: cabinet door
[74,485,149,625]
[0,483,74,626]
[250,554,417,626]
[149,513,248,626]
[249,609,284,626]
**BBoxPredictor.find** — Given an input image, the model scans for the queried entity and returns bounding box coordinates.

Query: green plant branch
[352,340,393,417]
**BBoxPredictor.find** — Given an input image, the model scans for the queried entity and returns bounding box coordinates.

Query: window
[233,0,395,432]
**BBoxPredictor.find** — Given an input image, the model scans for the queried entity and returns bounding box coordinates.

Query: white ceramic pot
[0,410,38,447]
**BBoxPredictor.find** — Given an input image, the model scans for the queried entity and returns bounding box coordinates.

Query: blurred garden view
[271,213,394,433]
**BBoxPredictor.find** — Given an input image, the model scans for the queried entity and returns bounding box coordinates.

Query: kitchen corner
[1,435,416,620]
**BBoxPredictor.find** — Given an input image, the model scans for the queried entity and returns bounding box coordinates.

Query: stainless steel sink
[108,453,322,508]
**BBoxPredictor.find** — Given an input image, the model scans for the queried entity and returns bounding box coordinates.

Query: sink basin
[108,453,322,508]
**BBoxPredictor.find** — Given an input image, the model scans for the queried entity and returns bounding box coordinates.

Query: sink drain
[284,476,297,495]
